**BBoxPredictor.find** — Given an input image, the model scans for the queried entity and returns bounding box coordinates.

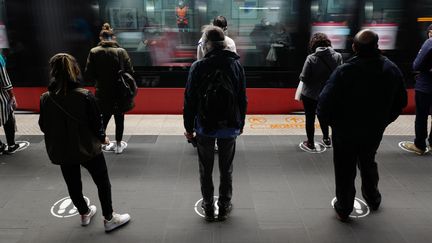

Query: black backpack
[198,69,239,131]
[114,49,138,113]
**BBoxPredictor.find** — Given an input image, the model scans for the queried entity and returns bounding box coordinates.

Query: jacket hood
[204,49,240,60]
[314,47,335,56]
[98,41,120,48]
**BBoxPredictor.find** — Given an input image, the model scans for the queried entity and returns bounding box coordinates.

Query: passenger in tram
[299,32,342,152]
[318,29,407,222]
[400,24,432,155]
[250,17,273,65]
[184,26,247,221]
[0,50,20,154]
[197,16,237,60]
[85,23,134,154]
[39,53,130,232]
[267,23,292,66]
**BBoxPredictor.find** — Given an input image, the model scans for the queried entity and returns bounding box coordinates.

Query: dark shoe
[301,141,315,151]
[0,143,6,154]
[201,202,215,222]
[217,202,232,221]
[334,201,349,222]
[362,193,381,211]
[322,138,332,148]
[5,144,19,154]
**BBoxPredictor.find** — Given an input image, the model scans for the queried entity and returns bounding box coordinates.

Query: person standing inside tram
[85,23,134,154]
[318,30,407,221]
[299,33,342,152]
[401,24,432,155]
[197,16,237,60]
[39,53,130,232]
[184,26,247,221]
[0,49,20,154]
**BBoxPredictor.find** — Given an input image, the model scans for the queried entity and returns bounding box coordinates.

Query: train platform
[1,114,432,243]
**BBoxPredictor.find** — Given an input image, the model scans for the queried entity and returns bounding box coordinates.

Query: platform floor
[0,115,431,243]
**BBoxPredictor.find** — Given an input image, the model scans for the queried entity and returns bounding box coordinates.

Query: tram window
[311,0,356,50]
[98,0,301,67]
[361,0,403,50]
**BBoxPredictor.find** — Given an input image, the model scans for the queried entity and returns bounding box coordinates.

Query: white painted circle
[194,197,219,217]
[299,142,326,153]
[50,196,90,218]
[331,197,370,218]
[398,141,430,154]
[15,141,30,152]
[102,141,127,152]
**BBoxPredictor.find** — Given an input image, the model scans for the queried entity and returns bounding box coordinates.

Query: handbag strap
[47,92,81,124]
[117,49,124,72]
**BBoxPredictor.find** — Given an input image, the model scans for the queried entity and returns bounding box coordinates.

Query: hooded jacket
[300,47,343,100]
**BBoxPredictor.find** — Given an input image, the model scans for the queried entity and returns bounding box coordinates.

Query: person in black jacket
[183,26,247,221]
[39,53,130,232]
[318,30,407,221]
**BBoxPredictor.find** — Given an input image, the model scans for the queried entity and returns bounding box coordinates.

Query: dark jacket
[39,87,105,165]
[413,38,432,94]
[318,54,407,138]
[85,41,134,114]
[183,49,247,136]
[300,47,343,100]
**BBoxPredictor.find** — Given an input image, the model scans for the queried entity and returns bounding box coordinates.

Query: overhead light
[418,17,432,22]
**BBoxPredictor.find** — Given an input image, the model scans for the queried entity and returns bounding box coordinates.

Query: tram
[2,0,431,113]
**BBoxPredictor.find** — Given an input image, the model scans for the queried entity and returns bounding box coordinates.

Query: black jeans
[414,90,432,150]
[102,113,124,142]
[332,132,383,216]
[196,135,236,208]
[302,95,329,143]
[60,153,113,219]
[0,111,15,146]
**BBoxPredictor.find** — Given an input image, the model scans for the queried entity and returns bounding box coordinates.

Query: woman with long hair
[85,23,134,154]
[299,33,343,152]
[39,53,130,232]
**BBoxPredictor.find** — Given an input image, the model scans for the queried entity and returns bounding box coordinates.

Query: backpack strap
[117,48,124,72]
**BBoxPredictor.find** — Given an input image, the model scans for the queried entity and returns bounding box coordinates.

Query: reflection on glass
[101,0,298,67]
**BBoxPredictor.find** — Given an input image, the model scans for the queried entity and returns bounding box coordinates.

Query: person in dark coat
[401,24,432,155]
[299,33,343,152]
[85,23,134,154]
[318,30,407,221]
[39,53,130,232]
[183,26,247,221]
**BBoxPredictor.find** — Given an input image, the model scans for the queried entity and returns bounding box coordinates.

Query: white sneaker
[114,142,124,154]
[104,212,131,232]
[81,205,97,226]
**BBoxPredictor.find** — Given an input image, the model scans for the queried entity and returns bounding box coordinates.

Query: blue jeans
[414,91,432,150]
[196,135,236,208]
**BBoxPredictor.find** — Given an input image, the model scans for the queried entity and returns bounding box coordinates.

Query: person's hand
[10,96,17,110]
[184,131,195,141]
